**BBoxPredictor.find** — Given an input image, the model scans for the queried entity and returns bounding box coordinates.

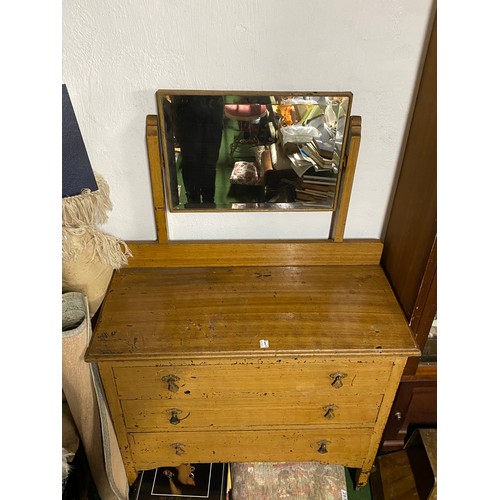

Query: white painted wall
[62,0,435,241]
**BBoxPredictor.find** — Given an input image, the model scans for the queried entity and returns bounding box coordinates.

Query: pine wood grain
[89,260,419,488]
[332,116,361,241]
[129,427,372,470]
[86,265,418,361]
[146,115,168,243]
[122,393,382,431]
[124,239,384,267]
[111,358,394,399]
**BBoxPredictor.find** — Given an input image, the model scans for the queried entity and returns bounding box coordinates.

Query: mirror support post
[145,112,361,244]
[146,115,169,243]
[331,116,361,242]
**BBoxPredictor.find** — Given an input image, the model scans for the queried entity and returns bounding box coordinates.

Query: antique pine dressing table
[85,101,419,490]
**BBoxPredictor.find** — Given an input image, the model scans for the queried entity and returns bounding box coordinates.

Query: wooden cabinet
[380,13,437,451]
[85,263,419,489]
[379,369,437,452]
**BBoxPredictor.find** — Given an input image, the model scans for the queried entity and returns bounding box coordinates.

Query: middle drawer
[121,393,382,430]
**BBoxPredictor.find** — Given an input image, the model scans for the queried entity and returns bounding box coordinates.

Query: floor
[68,464,374,499]
[345,468,372,500]
[129,465,373,499]
[62,446,101,500]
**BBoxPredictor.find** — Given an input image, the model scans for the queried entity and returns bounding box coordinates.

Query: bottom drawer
[130,427,372,470]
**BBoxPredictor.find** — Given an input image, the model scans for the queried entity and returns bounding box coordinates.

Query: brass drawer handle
[317,439,331,454]
[161,374,180,393]
[323,404,339,420]
[168,408,190,426]
[329,371,347,389]
[171,442,186,456]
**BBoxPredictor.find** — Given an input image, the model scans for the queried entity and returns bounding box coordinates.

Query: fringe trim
[62,226,132,269]
[62,173,113,226]
[62,173,132,269]
[62,448,74,482]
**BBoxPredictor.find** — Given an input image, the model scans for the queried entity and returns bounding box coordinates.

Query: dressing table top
[86,264,419,362]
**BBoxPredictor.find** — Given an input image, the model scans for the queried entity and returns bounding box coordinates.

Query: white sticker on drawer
[259,339,269,348]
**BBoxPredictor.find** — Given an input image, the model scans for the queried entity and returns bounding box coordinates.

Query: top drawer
[112,358,394,400]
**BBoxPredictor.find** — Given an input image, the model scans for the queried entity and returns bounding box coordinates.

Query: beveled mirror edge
[155,90,353,214]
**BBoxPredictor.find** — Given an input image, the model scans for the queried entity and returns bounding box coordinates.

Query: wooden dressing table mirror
[85,90,420,490]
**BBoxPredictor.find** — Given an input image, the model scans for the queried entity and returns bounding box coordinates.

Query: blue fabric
[62,84,98,197]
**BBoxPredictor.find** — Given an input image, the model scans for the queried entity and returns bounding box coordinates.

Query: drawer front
[130,427,372,469]
[122,394,382,430]
[113,359,393,400]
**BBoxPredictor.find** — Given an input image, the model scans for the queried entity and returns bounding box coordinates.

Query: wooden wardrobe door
[379,13,437,451]
[382,14,437,373]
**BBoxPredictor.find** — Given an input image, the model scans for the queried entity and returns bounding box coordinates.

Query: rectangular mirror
[156,91,352,211]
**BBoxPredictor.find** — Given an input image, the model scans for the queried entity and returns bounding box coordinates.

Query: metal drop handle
[168,408,190,425]
[323,404,339,420]
[169,408,181,425]
[161,374,180,393]
[171,442,186,456]
[329,371,347,389]
[317,440,331,454]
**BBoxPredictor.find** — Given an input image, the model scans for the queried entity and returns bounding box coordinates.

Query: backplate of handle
[161,374,180,393]
[329,371,347,389]
[171,442,186,456]
[323,404,339,420]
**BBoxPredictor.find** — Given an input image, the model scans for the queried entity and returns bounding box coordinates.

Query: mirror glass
[157,91,352,211]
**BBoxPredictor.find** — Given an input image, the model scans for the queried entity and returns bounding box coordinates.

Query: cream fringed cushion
[62,173,131,317]
[62,243,114,317]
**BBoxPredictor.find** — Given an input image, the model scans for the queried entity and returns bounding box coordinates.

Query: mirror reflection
[157,91,352,210]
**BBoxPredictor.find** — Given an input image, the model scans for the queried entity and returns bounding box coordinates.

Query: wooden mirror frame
[156,91,353,213]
